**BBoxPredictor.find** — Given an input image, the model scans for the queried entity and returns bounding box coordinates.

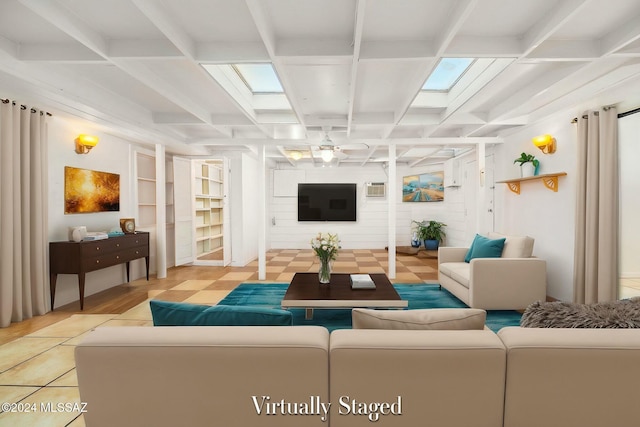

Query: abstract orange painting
[64,166,120,213]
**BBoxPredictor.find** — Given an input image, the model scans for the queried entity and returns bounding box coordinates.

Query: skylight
[422,58,474,91]
[231,64,284,93]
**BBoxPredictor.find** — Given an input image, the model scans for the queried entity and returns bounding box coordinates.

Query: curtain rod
[618,107,640,119]
[1,98,52,116]
[571,105,640,123]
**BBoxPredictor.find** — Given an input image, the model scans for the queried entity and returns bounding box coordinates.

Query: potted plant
[412,220,446,250]
[514,152,539,178]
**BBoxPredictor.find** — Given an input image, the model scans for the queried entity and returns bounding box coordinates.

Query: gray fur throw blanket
[521,298,640,328]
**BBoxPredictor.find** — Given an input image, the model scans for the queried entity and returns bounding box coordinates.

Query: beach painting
[402,172,444,202]
[64,166,120,213]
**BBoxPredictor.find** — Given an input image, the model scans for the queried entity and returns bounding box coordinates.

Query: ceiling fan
[312,129,369,163]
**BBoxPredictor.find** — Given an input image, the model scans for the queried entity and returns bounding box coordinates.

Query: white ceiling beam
[212,114,254,126]
[445,36,522,57]
[276,146,296,167]
[304,115,348,127]
[360,145,377,166]
[19,43,105,62]
[438,58,514,126]
[131,0,274,139]
[130,0,195,58]
[0,35,18,58]
[398,113,442,126]
[527,40,600,61]
[346,0,366,137]
[359,41,434,61]
[520,0,590,56]
[108,39,183,58]
[276,39,353,60]
[196,42,269,63]
[245,0,308,132]
[351,112,395,125]
[487,62,587,122]
[599,13,640,56]
[256,112,298,124]
[153,113,203,124]
[527,59,640,124]
[191,137,502,146]
[441,112,487,125]
[387,0,479,137]
[18,0,108,53]
[19,0,234,138]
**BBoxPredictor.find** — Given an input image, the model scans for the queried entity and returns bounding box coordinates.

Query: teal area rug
[218,283,521,332]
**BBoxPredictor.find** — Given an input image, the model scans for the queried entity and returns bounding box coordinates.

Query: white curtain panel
[573,107,619,304]
[0,100,49,328]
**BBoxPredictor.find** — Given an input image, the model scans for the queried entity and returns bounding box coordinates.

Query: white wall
[493,114,578,301]
[619,112,640,278]
[230,153,259,266]
[268,163,461,249]
[48,117,139,308]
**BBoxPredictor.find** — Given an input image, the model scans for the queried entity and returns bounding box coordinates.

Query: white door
[464,155,496,241]
[173,157,195,266]
[463,159,478,242]
[482,155,496,233]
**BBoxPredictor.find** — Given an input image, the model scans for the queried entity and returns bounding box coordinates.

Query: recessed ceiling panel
[363,0,453,41]
[355,61,429,113]
[265,0,356,40]
[59,0,165,39]
[285,63,351,116]
[458,0,558,37]
[150,59,247,114]
[0,0,80,43]
[552,0,640,39]
[164,0,262,42]
[59,63,187,113]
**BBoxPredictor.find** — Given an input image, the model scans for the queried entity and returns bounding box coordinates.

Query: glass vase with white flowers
[310,232,341,284]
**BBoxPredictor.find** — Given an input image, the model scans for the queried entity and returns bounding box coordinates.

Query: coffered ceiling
[1,0,639,166]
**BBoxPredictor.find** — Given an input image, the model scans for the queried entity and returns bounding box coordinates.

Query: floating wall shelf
[496,172,567,195]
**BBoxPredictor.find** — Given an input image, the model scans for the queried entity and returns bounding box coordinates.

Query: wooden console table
[49,232,149,310]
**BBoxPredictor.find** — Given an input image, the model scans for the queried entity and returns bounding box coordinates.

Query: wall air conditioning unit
[365,182,386,197]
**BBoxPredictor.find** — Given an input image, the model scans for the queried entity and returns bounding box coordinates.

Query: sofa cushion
[465,234,506,262]
[352,308,486,330]
[439,262,471,287]
[149,300,293,326]
[487,232,534,258]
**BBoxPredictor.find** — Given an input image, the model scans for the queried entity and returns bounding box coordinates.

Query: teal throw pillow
[464,234,506,263]
[149,300,293,326]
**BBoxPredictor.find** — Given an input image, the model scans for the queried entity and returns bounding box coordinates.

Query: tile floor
[0,249,438,427]
[1,249,636,426]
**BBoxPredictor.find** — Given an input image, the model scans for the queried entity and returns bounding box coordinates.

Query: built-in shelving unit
[194,160,225,260]
[497,172,567,195]
[136,153,156,228]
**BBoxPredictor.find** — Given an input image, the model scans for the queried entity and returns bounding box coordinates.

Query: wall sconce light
[532,134,556,154]
[75,134,99,154]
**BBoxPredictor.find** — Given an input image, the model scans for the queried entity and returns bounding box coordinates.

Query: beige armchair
[438,233,547,310]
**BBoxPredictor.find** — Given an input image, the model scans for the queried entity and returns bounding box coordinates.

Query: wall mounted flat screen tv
[298,183,357,221]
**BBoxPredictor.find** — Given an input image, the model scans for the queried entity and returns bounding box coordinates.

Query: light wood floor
[0,249,438,345]
[0,249,437,427]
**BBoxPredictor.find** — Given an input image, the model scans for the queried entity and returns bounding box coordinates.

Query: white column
[258,145,266,280]
[388,143,397,279]
[155,144,167,279]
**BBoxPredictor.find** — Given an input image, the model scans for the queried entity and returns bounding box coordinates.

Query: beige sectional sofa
[76,325,640,427]
[438,232,547,309]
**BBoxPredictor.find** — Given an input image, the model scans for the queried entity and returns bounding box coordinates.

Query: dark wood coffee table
[281,272,408,319]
